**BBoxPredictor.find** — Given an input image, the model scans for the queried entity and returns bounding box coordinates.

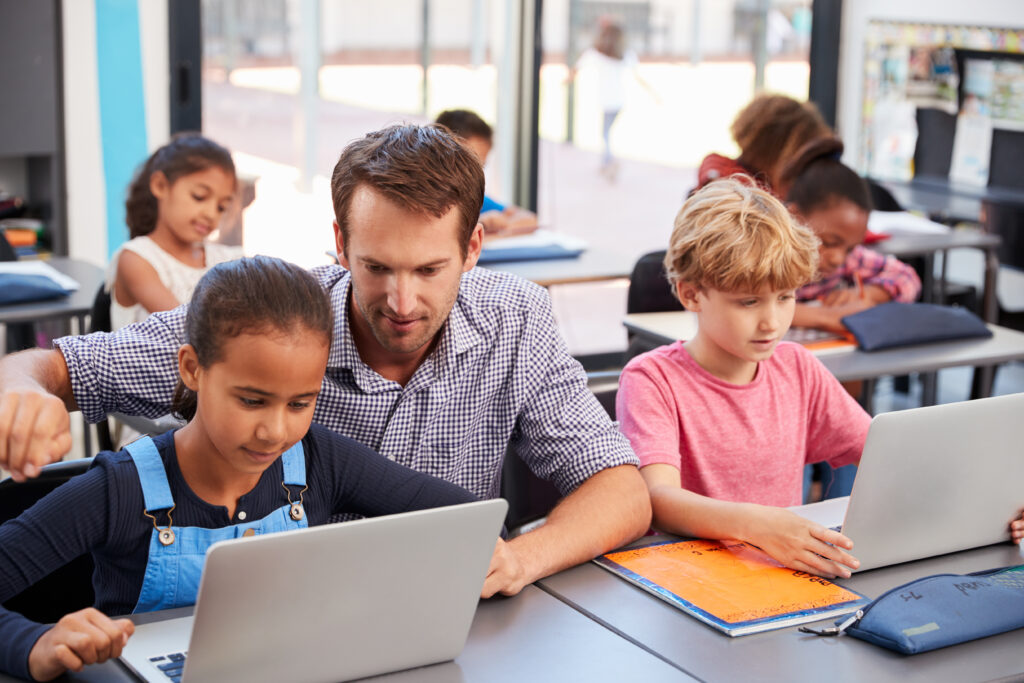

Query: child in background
[109,133,243,330]
[783,137,922,332]
[0,256,478,681]
[434,109,538,237]
[616,178,870,578]
[696,94,832,198]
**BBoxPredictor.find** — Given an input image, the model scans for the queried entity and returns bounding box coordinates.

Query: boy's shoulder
[622,341,692,379]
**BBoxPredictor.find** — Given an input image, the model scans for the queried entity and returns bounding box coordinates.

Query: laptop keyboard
[148,651,187,682]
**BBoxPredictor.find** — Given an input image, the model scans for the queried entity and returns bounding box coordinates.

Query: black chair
[624,250,682,362]
[0,458,96,624]
[500,371,621,533]
[87,285,117,452]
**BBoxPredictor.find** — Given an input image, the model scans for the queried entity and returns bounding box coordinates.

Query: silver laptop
[120,499,506,683]
[792,392,1024,572]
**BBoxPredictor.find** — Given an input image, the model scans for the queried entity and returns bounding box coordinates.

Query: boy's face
[677,281,797,382]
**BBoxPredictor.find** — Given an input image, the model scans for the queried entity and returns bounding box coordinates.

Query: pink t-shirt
[616,341,870,507]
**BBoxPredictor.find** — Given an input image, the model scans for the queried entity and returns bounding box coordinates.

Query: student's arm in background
[1009,509,1023,544]
[792,300,872,332]
[618,357,859,578]
[821,246,921,306]
[113,250,180,314]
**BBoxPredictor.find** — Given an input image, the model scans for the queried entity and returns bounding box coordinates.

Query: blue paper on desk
[477,230,586,264]
[840,302,992,351]
[0,262,79,305]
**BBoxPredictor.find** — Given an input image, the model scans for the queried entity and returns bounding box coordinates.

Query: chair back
[626,250,682,315]
[0,458,96,623]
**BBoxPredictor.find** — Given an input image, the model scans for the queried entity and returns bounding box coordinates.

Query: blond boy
[617,178,870,578]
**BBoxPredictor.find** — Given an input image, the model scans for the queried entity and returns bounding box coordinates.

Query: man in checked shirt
[0,124,650,598]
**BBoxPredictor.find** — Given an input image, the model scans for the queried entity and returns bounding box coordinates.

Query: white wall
[837,0,1024,171]
[62,0,169,266]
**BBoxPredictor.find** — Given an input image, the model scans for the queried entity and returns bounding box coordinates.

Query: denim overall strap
[130,439,308,613]
[125,436,175,513]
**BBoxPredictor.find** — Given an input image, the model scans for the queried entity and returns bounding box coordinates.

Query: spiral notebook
[594,538,869,636]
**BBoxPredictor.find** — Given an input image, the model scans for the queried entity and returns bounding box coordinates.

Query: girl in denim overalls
[0,256,477,682]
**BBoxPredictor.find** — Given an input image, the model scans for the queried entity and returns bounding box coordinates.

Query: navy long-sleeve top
[0,424,477,680]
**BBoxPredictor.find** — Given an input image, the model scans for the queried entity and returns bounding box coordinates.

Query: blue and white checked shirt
[56,266,638,499]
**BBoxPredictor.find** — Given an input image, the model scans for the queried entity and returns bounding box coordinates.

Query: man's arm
[0,349,77,481]
[482,464,650,597]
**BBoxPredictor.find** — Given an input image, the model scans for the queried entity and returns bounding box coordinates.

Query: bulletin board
[861,21,1024,184]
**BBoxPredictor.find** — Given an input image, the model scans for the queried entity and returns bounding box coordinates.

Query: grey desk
[538,541,1024,683]
[0,258,104,331]
[481,249,631,287]
[0,586,688,682]
[624,312,1024,402]
[872,228,1002,323]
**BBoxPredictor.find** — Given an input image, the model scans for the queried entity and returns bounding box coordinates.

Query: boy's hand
[481,538,529,598]
[1010,509,1024,544]
[0,389,72,482]
[746,507,860,579]
[28,608,134,681]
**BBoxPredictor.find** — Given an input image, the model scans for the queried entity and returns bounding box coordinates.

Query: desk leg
[982,246,999,323]
[970,365,996,399]
[920,254,935,304]
[920,372,938,406]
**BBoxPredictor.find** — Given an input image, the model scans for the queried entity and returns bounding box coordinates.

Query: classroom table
[537,538,1024,683]
[481,248,632,287]
[0,585,688,682]
[623,311,1024,402]
[872,227,1002,322]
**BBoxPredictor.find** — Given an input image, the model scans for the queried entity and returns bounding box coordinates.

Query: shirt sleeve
[0,468,114,680]
[846,246,922,303]
[798,348,871,468]
[615,358,683,471]
[54,306,189,423]
[509,289,639,496]
[307,426,477,518]
[480,195,505,214]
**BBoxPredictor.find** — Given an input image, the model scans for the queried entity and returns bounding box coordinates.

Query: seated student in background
[435,109,538,237]
[110,133,242,329]
[617,178,870,578]
[696,94,832,199]
[783,138,922,333]
[0,256,478,682]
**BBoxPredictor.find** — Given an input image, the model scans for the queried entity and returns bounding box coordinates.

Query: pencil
[854,272,865,300]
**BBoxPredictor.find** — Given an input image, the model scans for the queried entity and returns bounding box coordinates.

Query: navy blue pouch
[801,565,1024,654]
[0,273,72,305]
[840,302,992,351]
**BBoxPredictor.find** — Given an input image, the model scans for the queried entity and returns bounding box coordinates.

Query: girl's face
[801,198,869,278]
[179,327,329,478]
[151,166,236,246]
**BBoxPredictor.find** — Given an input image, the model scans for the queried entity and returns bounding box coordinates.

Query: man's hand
[481,537,530,598]
[0,389,71,481]
[745,506,860,579]
[28,609,134,682]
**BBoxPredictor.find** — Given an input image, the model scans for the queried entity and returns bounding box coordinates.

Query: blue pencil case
[840,302,992,351]
[801,565,1024,654]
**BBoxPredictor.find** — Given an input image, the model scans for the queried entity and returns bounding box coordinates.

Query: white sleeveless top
[106,236,243,330]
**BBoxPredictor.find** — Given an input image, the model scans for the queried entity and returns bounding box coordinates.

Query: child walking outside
[616,178,871,579]
[0,256,478,681]
[109,133,243,330]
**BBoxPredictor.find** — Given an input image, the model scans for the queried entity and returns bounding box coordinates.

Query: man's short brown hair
[331,124,485,258]
[664,177,820,295]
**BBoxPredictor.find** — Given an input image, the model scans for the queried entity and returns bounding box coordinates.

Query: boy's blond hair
[664,177,819,295]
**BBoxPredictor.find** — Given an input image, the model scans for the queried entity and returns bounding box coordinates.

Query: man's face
[463,136,492,165]
[337,186,483,363]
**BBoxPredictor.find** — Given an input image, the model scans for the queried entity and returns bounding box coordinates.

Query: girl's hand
[744,506,860,579]
[821,284,890,307]
[28,608,134,681]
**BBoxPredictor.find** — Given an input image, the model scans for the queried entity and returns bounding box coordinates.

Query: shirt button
[237,511,247,520]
